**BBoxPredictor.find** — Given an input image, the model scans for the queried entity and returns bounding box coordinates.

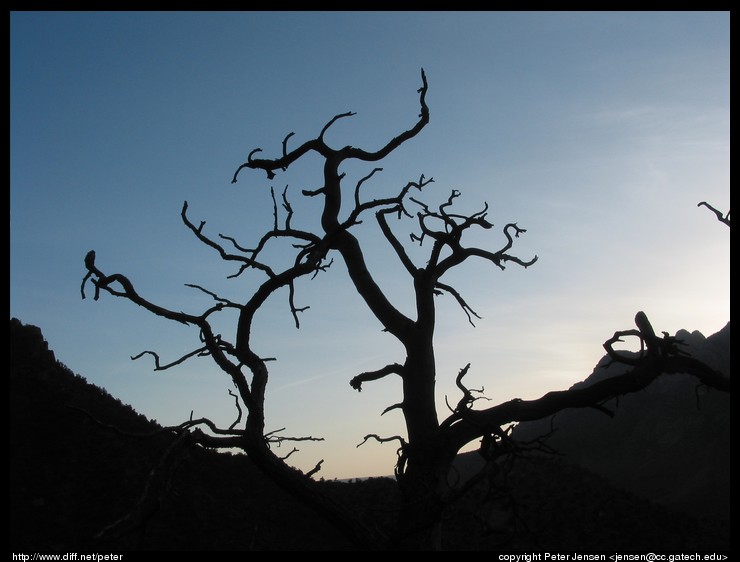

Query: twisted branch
[264,427,325,445]
[354,167,383,208]
[81,250,202,326]
[68,404,246,441]
[400,189,538,279]
[434,282,481,327]
[131,348,209,371]
[446,312,729,452]
[232,69,429,185]
[350,363,405,391]
[185,284,240,309]
[305,459,325,479]
[356,434,407,448]
[698,201,730,227]
[603,311,688,366]
[381,403,404,416]
[228,388,243,430]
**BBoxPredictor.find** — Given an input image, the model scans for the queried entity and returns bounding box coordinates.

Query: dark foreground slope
[10,318,730,551]
[9,318,360,551]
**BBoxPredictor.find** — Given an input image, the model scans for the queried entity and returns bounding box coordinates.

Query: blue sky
[10,12,729,479]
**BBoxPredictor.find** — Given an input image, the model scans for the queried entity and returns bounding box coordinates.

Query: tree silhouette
[82,70,730,549]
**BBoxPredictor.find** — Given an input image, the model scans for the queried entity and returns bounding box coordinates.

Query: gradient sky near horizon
[10,12,729,479]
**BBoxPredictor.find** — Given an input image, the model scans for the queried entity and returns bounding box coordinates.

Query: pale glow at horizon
[10,12,729,479]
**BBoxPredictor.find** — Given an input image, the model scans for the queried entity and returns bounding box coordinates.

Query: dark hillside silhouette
[9,318,729,550]
[9,317,359,550]
[511,323,730,521]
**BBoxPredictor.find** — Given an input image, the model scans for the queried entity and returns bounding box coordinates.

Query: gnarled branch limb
[82,252,254,416]
[603,311,688,367]
[603,328,644,366]
[698,201,730,227]
[280,447,299,461]
[320,112,356,142]
[228,388,243,430]
[232,229,322,272]
[233,138,323,183]
[439,363,489,429]
[181,201,275,278]
[354,167,384,208]
[177,417,247,438]
[264,427,325,445]
[67,404,170,439]
[305,459,324,479]
[82,250,201,326]
[184,283,241,309]
[403,190,538,279]
[455,363,484,402]
[447,313,730,452]
[287,279,309,329]
[346,174,434,229]
[232,110,358,184]
[350,363,404,391]
[356,433,407,448]
[377,210,418,276]
[372,175,435,276]
[434,282,481,327]
[342,68,429,163]
[381,403,404,416]
[269,185,297,231]
[68,405,248,448]
[131,348,209,371]
[281,131,295,164]
[435,222,538,276]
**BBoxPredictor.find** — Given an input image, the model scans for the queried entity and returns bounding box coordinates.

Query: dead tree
[82,69,730,549]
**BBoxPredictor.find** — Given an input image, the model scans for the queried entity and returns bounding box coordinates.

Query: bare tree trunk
[393,441,458,550]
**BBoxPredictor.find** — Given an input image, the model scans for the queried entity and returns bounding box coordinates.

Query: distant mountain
[511,322,730,521]
[10,318,730,551]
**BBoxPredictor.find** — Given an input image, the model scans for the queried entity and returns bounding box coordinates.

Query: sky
[10,11,730,480]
